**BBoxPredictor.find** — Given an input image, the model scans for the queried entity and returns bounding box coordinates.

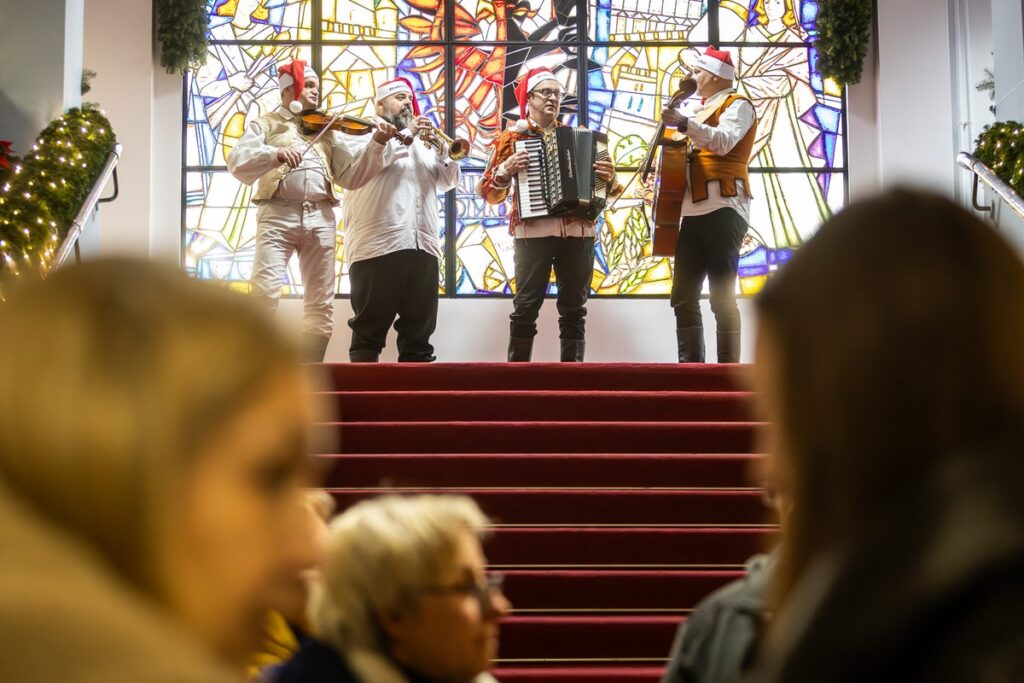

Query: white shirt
[342,123,461,265]
[678,88,756,223]
[226,106,385,201]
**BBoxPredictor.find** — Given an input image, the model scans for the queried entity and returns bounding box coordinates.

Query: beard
[383,105,414,130]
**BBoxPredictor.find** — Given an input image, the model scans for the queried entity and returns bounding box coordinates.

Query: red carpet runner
[317,363,772,682]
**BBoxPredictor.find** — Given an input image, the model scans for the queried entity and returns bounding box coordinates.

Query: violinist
[660,47,756,364]
[226,60,398,362]
[342,77,460,363]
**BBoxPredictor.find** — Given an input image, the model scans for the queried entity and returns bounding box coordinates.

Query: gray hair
[312,495,490,652]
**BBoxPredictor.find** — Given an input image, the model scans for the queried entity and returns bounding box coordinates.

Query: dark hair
[756,189,1024,600]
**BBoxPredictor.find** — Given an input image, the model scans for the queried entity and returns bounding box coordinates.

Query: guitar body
[646,78,697,257]
[651,133,689,257]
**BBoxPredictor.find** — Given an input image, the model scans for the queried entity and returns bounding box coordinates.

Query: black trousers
[348,249,438,361]
[510,236,595,341]
[670,208,748,331]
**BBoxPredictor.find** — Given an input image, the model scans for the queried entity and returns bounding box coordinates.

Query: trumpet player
[342,77,461,362]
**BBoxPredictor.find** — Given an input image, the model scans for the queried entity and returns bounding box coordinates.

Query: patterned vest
[689,94,757,203]
[252,112,337,203]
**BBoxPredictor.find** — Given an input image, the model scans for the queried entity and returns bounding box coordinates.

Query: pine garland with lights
[974,121,1024,199]
[0,108,116,291]
[814,0,873,86]
[156,0,210,74]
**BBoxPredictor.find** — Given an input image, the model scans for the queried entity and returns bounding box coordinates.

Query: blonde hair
[754,0,797,28]
[313,495,490,652]
[0,259,301,591]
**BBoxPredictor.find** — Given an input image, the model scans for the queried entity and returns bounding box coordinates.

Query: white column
[992,0,1024,121]
[876,0,959,196]
[0,0,83,152]
[83,0,183,261]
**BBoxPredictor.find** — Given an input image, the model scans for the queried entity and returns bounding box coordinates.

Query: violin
[643,77,697,257]
[299,110,414,146]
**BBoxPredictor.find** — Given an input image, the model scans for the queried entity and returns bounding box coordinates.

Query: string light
[0,107,116,294]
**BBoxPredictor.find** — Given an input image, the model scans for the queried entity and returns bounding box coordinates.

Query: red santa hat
[692,46,735,81]
[514,67,559,120]
[279,60,318,113]
[375,77,421,116]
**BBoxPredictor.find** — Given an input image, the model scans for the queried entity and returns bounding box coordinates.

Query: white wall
[875,0,959,196]
[0,0,83,152]
[992,0,1024,121]
[272,297,758,363]
[83,0,182,261]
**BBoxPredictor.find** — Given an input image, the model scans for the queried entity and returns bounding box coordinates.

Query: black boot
[302,334,331,363]
[717,329,741,363]
[560,338,585,362]
[676,326,706,363]
[348,349,380,363]
[507,337,533,362]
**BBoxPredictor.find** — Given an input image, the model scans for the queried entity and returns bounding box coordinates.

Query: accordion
[513,127,610,222]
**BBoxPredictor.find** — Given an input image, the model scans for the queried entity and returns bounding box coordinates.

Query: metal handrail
[957,151,1024,220]
[52,143,123,269]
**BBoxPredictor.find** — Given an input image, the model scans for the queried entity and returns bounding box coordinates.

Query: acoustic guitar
[641,78,698,257]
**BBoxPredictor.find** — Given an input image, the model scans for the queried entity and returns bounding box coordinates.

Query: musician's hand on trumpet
[412,115,434,136]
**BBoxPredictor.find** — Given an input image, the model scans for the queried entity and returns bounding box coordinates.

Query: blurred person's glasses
[531,89,565,101]
[423,573,505,611]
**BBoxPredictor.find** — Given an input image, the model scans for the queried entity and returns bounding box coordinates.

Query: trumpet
[418,124,470,160]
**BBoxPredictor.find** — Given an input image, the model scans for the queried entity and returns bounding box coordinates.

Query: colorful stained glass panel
[454,49,581,169]
[589,0,708,42]
[321,0,441,41]
[453,0,578,42]
[718,0,816,44]
[186,45,313,168]
[207,0,312,41]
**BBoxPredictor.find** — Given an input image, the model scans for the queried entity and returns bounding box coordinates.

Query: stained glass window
[184,0,846,297]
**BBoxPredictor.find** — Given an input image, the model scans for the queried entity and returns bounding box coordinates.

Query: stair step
[321,453,760,488]
[318,421,760,454]
[328,488,770,526]
[322,390,754,422]
[487,527,775,567]
[499,615,681,660]
[325,363,745,392]
[494,666,663,682]
[502,569,742,611]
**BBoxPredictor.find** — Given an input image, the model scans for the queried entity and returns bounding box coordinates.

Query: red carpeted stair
[317,363,773,681]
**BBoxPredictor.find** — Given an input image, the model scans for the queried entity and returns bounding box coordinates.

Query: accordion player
[512,127,611,222]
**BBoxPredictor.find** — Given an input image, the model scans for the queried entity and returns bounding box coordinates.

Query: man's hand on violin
[411,116,433,136]
[661,108,689,132]
[372,121,398,144]
[594,159,615,183]
[276,147,303,169]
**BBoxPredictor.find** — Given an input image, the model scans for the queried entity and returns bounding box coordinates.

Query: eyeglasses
[422,573,505,611]
[530,88,565,101]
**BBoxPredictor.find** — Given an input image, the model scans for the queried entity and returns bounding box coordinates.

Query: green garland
[974,121,1024,199]
[156,0,209,74]
[0,108,116,291]
[814,0,873,86]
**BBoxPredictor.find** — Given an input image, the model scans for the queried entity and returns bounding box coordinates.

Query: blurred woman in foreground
[0,260,320,681]
[750,190,1024,681]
